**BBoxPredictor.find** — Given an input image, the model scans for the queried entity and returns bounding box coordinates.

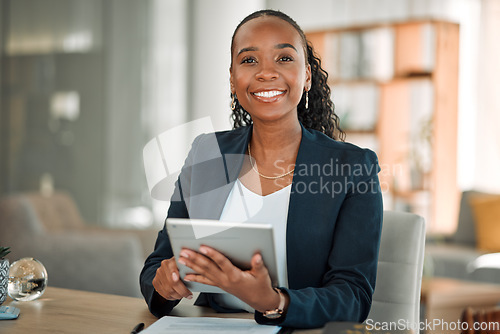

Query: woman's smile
[252,89,286,103]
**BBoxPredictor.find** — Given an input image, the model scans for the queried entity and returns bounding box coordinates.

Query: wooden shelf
[307,20,460,232]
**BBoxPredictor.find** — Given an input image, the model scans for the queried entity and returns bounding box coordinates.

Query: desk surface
[420,277,500,334]
[421,277,500,306]
[0,287,322,334]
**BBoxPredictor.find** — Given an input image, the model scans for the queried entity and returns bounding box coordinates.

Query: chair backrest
[365,210,426,333]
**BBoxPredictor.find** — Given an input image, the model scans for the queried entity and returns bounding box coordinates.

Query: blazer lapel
[186,126,252,220]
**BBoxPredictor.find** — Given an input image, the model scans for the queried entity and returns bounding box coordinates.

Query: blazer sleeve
[255,149,383,328]
[139,135,201,317]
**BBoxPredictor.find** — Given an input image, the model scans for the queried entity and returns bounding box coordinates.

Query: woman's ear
[229,68,235,94]
[305,63,312,91]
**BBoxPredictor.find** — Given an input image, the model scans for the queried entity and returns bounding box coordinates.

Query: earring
[231,94,237,111]
[305,90,309,110]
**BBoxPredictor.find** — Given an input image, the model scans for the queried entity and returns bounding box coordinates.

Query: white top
[213,179,291,313]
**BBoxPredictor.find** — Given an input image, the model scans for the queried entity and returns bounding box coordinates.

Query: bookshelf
[307,20,460,233]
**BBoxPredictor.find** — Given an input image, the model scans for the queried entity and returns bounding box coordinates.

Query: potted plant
[0,246,10,305]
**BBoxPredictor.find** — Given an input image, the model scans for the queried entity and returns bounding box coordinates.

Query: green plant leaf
[0,246,11,258]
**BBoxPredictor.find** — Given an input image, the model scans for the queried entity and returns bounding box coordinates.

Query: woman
[140,9,383,329]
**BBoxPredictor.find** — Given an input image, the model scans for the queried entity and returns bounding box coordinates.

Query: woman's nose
[255,61,279,81]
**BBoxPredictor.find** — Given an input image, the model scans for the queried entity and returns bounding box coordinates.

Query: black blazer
[140,124,383,329]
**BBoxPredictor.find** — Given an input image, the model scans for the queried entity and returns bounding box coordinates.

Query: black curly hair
[229,9,345,142]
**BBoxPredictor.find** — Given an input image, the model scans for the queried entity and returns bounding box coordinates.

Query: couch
[0,191,159,297]
[425,190,500,284]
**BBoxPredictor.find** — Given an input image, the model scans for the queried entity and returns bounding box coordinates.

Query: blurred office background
[0,0,499,232]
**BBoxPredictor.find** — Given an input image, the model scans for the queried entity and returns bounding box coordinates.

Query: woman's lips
[252,90,285,102]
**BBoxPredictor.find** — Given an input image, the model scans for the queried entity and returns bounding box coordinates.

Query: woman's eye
[278,56,293,62]
[241,57,256,64]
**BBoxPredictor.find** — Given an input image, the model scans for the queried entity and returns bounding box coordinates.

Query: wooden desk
[421,278,500,334]
[0,287,322,333]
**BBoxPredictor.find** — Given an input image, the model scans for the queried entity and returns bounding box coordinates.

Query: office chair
[365,211,426,333]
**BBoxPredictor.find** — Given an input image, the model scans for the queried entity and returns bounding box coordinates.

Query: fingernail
[172,272,178,281]
[180,251,189,258]
[184,277,191,282]
[256,254,262,264]
[178,259,186,266]
[199,247,208,255]
[187,295,193,300]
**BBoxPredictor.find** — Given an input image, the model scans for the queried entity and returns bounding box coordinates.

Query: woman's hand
[152,257,193,301]
[180,246,282,313]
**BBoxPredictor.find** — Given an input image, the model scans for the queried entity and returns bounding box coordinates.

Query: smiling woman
[230,15,310,131]
[140,9,383,329]
[229,10,344,143]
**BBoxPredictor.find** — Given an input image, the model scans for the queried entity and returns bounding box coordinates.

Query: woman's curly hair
[229,9,345,142]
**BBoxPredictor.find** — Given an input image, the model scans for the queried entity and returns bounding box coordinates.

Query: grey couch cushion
[425,244,486,280]
[0,192,158,297]
[452,190,498,246]
[467,253,500,284]
[425,190,500,285]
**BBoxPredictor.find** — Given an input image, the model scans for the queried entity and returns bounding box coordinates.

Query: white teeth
[254,91,284,98]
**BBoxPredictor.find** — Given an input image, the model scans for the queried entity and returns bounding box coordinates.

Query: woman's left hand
[179,246,281,313]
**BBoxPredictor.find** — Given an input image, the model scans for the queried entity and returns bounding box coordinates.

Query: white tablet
[166,218,278,294]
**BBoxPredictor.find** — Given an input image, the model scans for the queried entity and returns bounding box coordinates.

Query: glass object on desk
[8,257,48,301]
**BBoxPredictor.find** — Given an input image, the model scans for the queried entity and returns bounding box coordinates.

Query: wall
[102,0,151,226]
[474,0,500,192]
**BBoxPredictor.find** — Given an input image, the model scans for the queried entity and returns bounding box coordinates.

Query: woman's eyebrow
[275,43,297,52]
[237,47,258,56]
[237,43,297,56]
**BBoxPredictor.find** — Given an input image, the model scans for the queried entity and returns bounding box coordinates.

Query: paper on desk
[141,316,281,334]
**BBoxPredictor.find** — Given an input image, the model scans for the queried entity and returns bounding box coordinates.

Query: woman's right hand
[152,257,193,301]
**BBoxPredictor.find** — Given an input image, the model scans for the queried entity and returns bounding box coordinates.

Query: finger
[179,248,222,280]
[184,274,217,287]
[250,253,270,278]
[166,258,193,299]
[165,289,183,301]
[153,260,172,293]
[153,258,192,300]
[171,281,193,300]
[199,246,238,275]
[153,272,182,301]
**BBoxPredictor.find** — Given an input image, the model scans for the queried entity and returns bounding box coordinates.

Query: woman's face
[230,16,311,124]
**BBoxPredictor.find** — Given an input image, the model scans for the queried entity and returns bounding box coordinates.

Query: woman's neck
[239,116,301,196]
[250,117,302,160]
